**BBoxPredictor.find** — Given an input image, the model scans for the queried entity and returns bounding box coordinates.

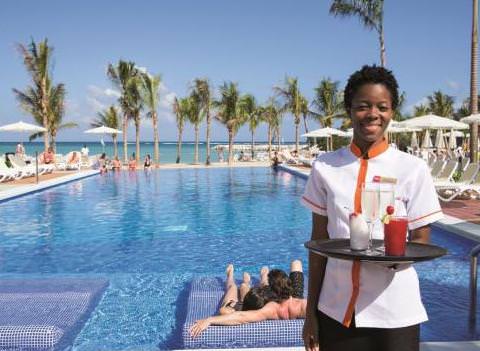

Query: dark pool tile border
[0,170,100,204]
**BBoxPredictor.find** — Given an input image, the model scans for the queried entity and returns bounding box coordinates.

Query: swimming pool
[0,167,478,349]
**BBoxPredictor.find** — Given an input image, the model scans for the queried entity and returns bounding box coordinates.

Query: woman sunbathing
[189,260,306,338]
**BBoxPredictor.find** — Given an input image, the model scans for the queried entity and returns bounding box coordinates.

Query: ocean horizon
[0,141,297,164]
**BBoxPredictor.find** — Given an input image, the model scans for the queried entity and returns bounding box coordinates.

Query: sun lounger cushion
[0,278,109,350]
[182,277,304,349]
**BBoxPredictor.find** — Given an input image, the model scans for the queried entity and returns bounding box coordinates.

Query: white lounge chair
[433,160,458,183]
[0,159,22,182]
[429,160,446,178]
[435,163,478,188]
[437,167,480,202]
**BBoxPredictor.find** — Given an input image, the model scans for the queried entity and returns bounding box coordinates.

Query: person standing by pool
[144,154,152,170]
[301,65,443,351]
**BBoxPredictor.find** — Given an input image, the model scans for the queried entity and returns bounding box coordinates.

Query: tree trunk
[194,124,199,164]
[135,116,140,163]
[51,133,56,154]
[41,78,49,152]
[251,130,255,159]
[113,134,118,158]
[277,127,281,150]
[267,125,272,157]
[123,113,128,164]
[471,0,478,162]
[303,113,309,133]
[379,22,386,67]
[153,111,159,166]
[228,129,234,165]
[206,108,211,165]
[295,117,299,152]
[176,128,183,164]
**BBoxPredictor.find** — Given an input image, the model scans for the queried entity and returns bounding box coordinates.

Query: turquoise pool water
[0,167,478,349]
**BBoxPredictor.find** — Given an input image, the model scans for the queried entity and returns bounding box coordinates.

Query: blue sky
[0,0,475,142]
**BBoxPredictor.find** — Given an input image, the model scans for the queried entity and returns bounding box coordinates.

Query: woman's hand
[189,318,211,338]
[303,312,320,351]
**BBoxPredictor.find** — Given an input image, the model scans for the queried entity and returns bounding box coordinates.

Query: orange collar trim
[350,139,389,159]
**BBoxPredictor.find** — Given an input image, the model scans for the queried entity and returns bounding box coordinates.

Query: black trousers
[318,310,420,351]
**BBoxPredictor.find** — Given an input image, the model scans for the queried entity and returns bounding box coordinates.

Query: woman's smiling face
[350,83,393,147]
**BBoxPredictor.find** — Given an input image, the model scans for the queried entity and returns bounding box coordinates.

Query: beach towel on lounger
[0,278,109,351]
[182,277,304,349]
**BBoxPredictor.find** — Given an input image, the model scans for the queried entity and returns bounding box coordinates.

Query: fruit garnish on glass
[381,205,395,224]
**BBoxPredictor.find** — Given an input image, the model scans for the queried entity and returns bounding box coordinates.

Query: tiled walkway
[441,199,480,224]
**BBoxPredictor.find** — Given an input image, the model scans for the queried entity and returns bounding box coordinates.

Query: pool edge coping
[0,170,100,203]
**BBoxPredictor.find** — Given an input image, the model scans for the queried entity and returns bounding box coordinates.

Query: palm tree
[311,78,344,127]
[240,94,258,159]
[173,97,189,164]
[470,0,478,162]
[107,60,139,163]
[330,0,386,66]
[261,98,282,156]
[187,91,205,164]
[126,76,144,163]
[15,38,54,151]
[274,76,304,152]
[299,95,310,133]
[91,106,121,158]
[413,104,430,117]
[141,72,161,165]
[427,91,455,117]
[14,78,75,152]
[214,82,247,164]
[192,78,213,165]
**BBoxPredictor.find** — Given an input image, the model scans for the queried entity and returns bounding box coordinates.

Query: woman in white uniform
[301,65,443,351]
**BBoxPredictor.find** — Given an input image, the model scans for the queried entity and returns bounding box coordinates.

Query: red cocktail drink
[384,216,408,256]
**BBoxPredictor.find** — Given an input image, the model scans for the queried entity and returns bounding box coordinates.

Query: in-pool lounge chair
[0,278,108,351]
[182,277,304,349]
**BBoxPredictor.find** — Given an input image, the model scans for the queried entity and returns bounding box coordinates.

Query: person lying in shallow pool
[189,260,306,338]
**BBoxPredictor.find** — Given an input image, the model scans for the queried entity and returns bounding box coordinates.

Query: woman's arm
[189,303,278,338]
[303,213,329,351]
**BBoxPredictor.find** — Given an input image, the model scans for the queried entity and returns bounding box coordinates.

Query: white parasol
[411,131,419,148]
[0,121,47,133]
[84,125,122,153]
[434,130,447,149]
[460,113,480,124]
[422,130,433,149]
[399,114,468,130]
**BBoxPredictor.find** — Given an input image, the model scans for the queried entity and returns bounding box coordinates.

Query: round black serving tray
[305,239,447,263]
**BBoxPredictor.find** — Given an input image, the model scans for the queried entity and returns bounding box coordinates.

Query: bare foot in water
[243,272,251,286]
[226,264,234,287]
[260,266,269,287]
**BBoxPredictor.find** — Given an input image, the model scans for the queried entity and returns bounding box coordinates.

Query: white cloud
[447,80,460,91]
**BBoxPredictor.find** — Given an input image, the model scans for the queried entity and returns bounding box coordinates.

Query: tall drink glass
[384,216,409,256]
[361,182,380,252]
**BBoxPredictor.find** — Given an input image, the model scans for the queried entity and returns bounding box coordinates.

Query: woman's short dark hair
[242,286,273,311]
[343,65,399,112]
[268,269,293,301]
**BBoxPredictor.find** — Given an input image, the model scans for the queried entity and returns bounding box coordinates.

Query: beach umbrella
[422,130,433,149]
[411,132,419,148]
[460,113,480,124]
[435,130,447,149]
[84,125,122,153]
[0,121,47,133]
[399,114,468,130]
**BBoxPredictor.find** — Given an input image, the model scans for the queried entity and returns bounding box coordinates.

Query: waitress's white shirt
[301,144,443,328]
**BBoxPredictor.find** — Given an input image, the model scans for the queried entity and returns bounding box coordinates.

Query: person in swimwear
[189,260,306,338]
